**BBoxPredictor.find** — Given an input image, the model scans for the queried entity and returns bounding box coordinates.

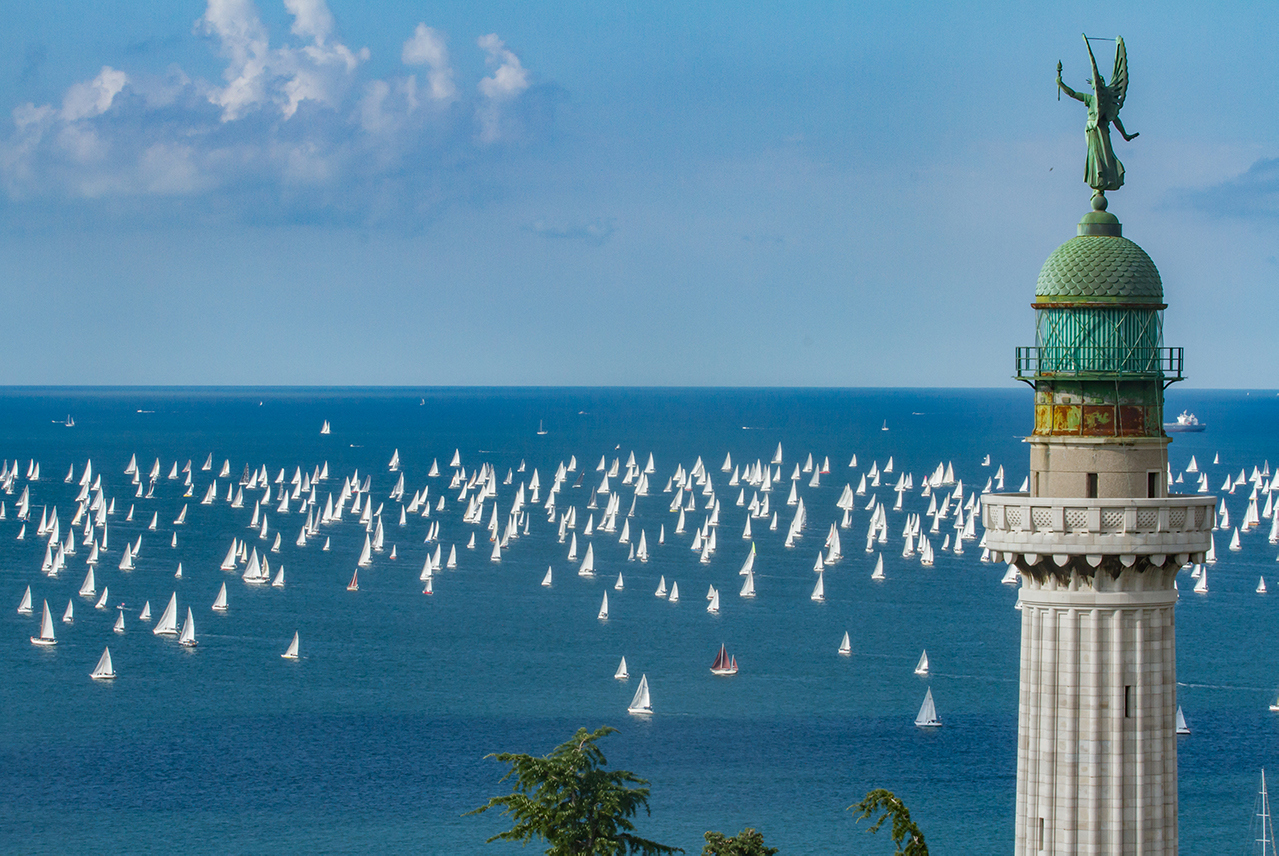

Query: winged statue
[1057,35,1138,193]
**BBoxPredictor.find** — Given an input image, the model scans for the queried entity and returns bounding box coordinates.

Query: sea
[0,386,1276,855]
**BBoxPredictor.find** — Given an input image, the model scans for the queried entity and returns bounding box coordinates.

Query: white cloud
[197,0,367,121]
[197,0,272,120]
[402,23,455,102]
[477,34,528,100]
[284,0,334,45]
[61,67,128,122]
[476,34,529,143]
[1,2,551,216]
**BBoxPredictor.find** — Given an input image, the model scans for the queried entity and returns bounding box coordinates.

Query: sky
[1,1,1277,387]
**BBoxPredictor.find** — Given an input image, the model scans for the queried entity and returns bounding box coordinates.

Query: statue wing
[1109,37,1130,111]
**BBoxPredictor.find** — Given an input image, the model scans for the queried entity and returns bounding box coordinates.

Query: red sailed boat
[710,643,738,676]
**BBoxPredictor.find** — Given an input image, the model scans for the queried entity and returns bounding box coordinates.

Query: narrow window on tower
[1147,471,1159,498]
[1125,685,1134,718]
[1086,472,1099,498]
[1033,472,1040,496]
[1038,817,1045,850]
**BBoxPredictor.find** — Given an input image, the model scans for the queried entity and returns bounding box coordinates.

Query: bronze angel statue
[1057,35,1138,193]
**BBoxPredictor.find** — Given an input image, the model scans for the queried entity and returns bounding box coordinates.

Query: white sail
[1194,567,1208,593]
[614,573,624,590]
[669,581,680,603]
[212,582,228,611]
[94,587,109,609]
[627,674,652,714]
[1175,705,1190,735]
[113,609,125,633]
[62,599,74,624]
[915,650,930,675]
[871,553,885,581]
[707,589,720,614]
[282,631,300,659]
[17,586,32,614]
[578,543,595,576]
[811,571,825,602]
[31,600,56,645]
[139,601,151,622]
[915,687,941,727]
[655,576,667,598]
[838,631,852,656]
[739,570,755,598]
[179,607,197,646]
[153,593,179,635]
[598,592,609,620]
[90,646,116,679]
[614,656,628,680]
[1260,576,1269,594]
[79,567,96,597]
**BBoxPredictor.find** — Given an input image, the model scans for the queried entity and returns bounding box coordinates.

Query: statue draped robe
[1081,92,1124,191]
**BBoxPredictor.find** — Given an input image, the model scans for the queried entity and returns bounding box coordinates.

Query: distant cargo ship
[1165,410,1206,433]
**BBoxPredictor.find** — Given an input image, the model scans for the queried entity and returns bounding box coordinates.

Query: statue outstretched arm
[1056,67,1084,103]
[1113,116,1139,142]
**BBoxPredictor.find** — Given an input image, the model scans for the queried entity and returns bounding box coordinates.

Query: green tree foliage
[469,726,683,855]
[701,828,778,856]
[849,789,928,856]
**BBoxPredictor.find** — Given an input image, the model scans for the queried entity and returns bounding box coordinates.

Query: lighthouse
[982,190,1215,851]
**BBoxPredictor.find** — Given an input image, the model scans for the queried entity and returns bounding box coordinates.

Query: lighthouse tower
[983,192,1214,855]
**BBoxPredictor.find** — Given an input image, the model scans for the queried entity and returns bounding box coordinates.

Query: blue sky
[1,1,1276,387]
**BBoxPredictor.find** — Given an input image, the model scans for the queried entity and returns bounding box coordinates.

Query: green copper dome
[1035,206,1163,306]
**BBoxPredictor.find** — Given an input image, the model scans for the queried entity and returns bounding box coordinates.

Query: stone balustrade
[982,492,1215,566]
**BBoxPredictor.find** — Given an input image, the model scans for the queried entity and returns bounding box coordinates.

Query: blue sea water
[0,387,1276,854]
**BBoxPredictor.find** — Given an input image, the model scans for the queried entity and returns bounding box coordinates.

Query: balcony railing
[982,493,1215,561]
[1014,346,1184,382]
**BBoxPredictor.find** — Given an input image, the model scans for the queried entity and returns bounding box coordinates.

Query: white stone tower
[983,194,1214,855]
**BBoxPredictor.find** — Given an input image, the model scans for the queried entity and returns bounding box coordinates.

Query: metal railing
[1015,346,1184,382]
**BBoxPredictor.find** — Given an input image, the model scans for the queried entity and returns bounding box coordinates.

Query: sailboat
[212,582,228,612]
[537,420,548,435]
[1175,706,1191,735]
[90,646,116,680]
[347,569,360,591]
[810,571,825,602]
[871,553,885,581]
[627,674,652,715]
[17,585,32,615]
[1253,770,1279,856]
[915,650,930,675]
[707,588,720,614]
[614,657,628,680]
[654,576,667,598]
[838,631,852,656]
[30,600,57,645]
[541,566,553,587]
[281,632,300,660]
[598,592,609,620]
[62,599,74,624]
[320,420,331,435]
[915,688,941,727]
[423,576,434,595]
[614,573,624,591]
[710,643,738,676]
[178,607,198,647]
[1194,567,1208,594]
[139,601,151,622]
[1260,577,1269,594]
[153,593,179,635]
[669,581,680,603]
[113,609,125,633]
